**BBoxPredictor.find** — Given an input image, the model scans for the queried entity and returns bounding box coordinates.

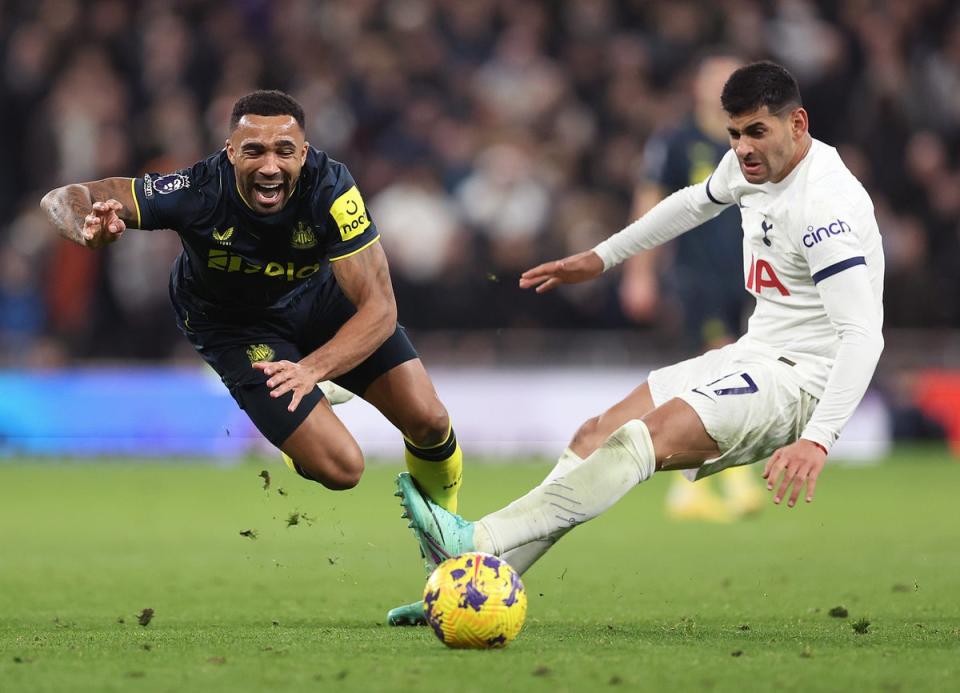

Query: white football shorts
[647,343,818,481]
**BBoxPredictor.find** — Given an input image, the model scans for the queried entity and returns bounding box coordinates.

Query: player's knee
[402,402,450,447]
[571,416,603,453]
[294,444,364,491]
[327,444,365,489]
[321,463,363,491]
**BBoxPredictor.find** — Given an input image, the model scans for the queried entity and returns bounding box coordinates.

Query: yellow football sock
[404,425,463,512]
[720,464,760,495]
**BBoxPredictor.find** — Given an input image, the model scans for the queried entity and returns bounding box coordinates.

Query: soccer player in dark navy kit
[618,55,763,523]
[41,90,461,624]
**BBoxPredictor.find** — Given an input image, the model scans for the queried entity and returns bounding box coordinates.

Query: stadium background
[2,0,959,456]
[2,2,960,691]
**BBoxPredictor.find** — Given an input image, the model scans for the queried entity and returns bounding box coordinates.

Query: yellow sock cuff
[281,451,312,481]
[405,427,463,513]
[720,463,758,491]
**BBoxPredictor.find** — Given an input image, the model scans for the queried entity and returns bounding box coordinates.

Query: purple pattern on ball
[427,612,446,643]
[460,580,489,612]
[450,568,467,580]
[486,633,507,646]
[483,555,502,577]
[424,588,446,642]
[503,570,523,607]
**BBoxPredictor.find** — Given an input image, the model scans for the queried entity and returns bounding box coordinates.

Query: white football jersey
[706,139,885,398]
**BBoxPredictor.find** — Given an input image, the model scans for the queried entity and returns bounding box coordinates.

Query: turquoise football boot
[395,473,475,567]
[386,600,427,626]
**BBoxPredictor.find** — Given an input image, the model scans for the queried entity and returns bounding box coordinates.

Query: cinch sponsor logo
[330,185,371,242]
[207,249,321,281]
[803,219,851,247]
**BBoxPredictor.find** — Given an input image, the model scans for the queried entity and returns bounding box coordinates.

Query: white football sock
[474,420,656,555]
[499,447,583,574]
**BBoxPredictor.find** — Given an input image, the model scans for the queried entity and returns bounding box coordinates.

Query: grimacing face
[726,105,809,184]
[226,114,308,214]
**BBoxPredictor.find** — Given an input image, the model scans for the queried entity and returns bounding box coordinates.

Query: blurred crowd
[2,0,959,365]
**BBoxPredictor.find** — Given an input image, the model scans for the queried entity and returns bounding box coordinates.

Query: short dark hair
[720,61,801,116]
[229,90,305,132]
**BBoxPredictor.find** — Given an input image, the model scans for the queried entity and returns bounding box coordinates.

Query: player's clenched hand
[252,360,321,413]
[763,439,827,507]
[519,251,605,293]
[83,200,126,248]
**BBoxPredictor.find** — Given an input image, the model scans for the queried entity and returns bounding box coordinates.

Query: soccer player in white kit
[396,61,885,577]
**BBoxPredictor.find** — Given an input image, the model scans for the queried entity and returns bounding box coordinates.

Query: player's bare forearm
[251,243,395,413]
[311,241,397,379]
[41,184,96,245]
[41,178,137,249]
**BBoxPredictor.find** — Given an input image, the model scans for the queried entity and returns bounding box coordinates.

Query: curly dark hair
[229,90,305,132]
[720,62,801,117]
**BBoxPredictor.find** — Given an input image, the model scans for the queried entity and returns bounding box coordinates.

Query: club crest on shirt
[291,221,317,249]
[153,173,189,195]
[246,344,275,364]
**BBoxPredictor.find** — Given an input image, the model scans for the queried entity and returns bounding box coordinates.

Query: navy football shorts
[176,281,417,448]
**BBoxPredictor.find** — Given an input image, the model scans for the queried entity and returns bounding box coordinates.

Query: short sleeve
[322,162,380,261]
[702,149,738,206]
[132,160,214,231]
[797,192,869,284]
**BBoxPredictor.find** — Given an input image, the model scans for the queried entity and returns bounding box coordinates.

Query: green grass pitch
[1,448,958,692]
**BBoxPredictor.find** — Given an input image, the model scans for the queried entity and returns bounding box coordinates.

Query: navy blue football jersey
[642,117,741,276]
[131,148,379,319]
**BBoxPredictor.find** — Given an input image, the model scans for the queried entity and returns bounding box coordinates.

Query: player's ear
[791,107,809,139]
[300,141,309,165]
[225,138,236,164]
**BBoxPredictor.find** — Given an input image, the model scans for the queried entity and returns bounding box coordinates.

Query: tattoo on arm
[41,184,93,244]
[40,178,138,246]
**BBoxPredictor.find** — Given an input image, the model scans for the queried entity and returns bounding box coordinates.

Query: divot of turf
[137,608,154,627]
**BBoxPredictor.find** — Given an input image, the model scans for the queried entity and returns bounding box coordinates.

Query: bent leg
[280,400,365,490]
[499,446,583,573]
[566,382,718,468]
[501,385,718,570]
[568,382,655,458]
[474,395,719,556]
[363,359,450,444]
[364,359,463,511]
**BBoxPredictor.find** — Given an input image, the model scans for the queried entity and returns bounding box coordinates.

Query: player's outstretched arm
[519,250,605,293]
[40,178,138,249]
[762,439,827,508]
